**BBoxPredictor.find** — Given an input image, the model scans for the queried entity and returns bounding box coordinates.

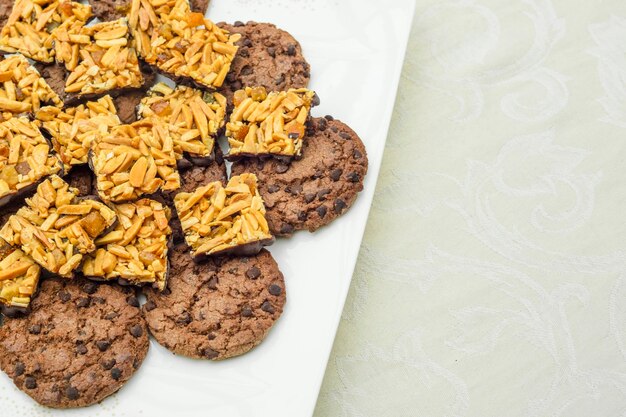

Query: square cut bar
[0,238,40,310]
[136,0,240,89]
[138,82,227,161]
[0,55,62,118]
[82,198,171,291]
[174,173,274,259]
[0,175,117,277]
[91,118,181,203]
[36,95,121,169]
[0,0,92,62]
[60,18,144,98]
[0,117,62,207]
[226,87,316,160]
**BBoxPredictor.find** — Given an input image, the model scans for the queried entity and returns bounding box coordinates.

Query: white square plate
[0,1,415,416]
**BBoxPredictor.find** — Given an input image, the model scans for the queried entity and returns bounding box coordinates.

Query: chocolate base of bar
[65,84,146,108]
[191,237,275,262]
[147,65,219,93]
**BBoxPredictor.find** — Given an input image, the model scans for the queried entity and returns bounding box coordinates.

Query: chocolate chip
[317,117,328,131]
[238,49,249,58]
[325,115,334,121]
[162,287,172,296]
[226,72,236,82]
[330,169,343,181]
[288,132,300,139]
[331,126,338,133]
[130,324,143,338]
[339,132,351,140]
[76,297,90,308]
[101,359,116,370]
[28,324,41,335]
[316,206,327,218]
[110,368,122,380]
[76,344,87,355]
[24,377,37,389]
[287,44,296,56]
[267,46,276,57]
[347,172,360,182]
[126,295,139,307]
[298,211,307,221]
[104,312,118,320]
[275,163,289,174]
[207,333,216,340]
[234,20,244,27]
[268,284,282,296]
[334,198,347,213]
[81,282,98,294]
[177,157,193,171]
[177,312,192,325]
[144,300,156,311]
[241,65,252,76]
[242,38,253,48]
[268,184,280,193]
[246,266,261,280]
[304,193,316,203]
[313,170,323,179]
[312,93,320,107]
[280,223,294,235]
[286,183,302,195]
[241,306,253,317]
[261,301,275,314]
[96,340,110,352]
[317,189,331,201]
[275,73,285,86]
[66,386,80,400]
[203,348,219,359]
[14,362,25,377]
[207,276,218,290]
[58,291,71,302]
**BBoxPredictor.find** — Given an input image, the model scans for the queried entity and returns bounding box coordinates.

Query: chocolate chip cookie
[232,117,368,236]
[143,244,286,360]
[217,21,311,103]
[0,277,149,408]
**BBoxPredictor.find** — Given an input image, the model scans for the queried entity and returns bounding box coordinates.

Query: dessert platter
[0,0,415,415]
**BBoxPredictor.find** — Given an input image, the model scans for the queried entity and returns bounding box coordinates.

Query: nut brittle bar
[174,173,273,259]
[0,238,40,310]
[0,0,92,62]
[91,118,181,202]
[128,0,177,58]
[226,87,316,160]
[0,175,117,277]
[137,0,240,89]
[61,18,144,98]
[82,198,171,291]
[138,83,227,161]
[36,95,121,169]
[0,117,62,207]
[0,55,62,118]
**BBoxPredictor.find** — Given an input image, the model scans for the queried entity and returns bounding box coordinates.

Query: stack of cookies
[0,0,368,409]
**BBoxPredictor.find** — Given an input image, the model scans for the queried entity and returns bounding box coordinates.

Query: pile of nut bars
[0,0,317,312]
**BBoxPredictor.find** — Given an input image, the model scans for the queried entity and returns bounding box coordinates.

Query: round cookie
[217,21,311,103]
[0,278,149,408]
[231,117,368,237]
[142,244,286,360]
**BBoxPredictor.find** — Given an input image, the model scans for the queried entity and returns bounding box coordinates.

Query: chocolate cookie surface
[0,0,12,30]
[113,65,155,124]
[0,278,149,408]
[87,0,130,21]
[35,62,67,103]
[232,117,368,236]
[143,244,286,360]
[217,21,310,103]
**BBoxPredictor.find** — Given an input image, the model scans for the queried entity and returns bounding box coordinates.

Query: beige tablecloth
[315,1,626,415]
